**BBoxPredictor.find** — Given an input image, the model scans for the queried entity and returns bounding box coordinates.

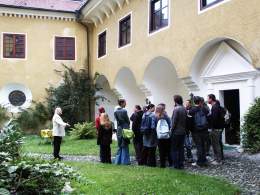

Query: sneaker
[206,156,214,162]
[211,160,222,165]
[191,162,198,167]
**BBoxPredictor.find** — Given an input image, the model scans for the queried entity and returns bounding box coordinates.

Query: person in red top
[95,107,106,131]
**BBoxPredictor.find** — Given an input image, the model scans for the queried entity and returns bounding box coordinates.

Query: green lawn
[22,135,135,156]
[67,162,240,195]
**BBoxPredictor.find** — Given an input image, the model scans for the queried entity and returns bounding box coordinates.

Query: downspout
[76,10,93,122]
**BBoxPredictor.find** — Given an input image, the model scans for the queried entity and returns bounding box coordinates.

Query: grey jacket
[171,104,187,135]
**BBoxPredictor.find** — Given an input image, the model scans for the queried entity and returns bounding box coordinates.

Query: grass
[67,162,240,195]
[22,135,135,156]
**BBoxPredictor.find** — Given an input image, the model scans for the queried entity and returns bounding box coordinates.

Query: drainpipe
[76,10,93,122]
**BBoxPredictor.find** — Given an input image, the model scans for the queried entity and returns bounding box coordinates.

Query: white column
[247,78,255,104]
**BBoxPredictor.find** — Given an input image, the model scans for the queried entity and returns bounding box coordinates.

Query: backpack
[194,109,208,131]
[140,114,151,134]
[156,119,170,139]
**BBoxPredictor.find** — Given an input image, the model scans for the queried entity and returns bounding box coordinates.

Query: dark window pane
[55,37,75,60]
[201,0,223,9]
[3,34,25,58]
[119,15,131,47]
[150,0,168,32]
[98,31,106,58]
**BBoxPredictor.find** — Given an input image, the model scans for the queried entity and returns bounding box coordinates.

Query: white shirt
[52,114,67,137]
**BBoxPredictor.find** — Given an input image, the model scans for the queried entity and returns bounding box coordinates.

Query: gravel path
[25,150,260,195]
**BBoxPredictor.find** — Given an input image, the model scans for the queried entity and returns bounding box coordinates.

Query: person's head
[54,107,62,115]
[118,99,126,108]
[155,104,164,118]
[185,100,192,109]
[100,113,111,128]
[98,107,105,114]
[193,96,202,106]
[134,105,142,112]
[174,95,183,106]
[207,94,216,105]
[147,104,155,112]
[158,103,166,111]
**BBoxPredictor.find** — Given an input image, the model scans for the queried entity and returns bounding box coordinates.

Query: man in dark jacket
[171,95,187,169]
[189,96,209,166]
[208,94,224,164]
[130,105,144,165]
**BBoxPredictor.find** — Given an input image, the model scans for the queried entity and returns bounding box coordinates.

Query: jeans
[115,146,130,165]
[184,135,193,160]
[192,132,208,166]
[158,139,172,168]
[171,134,185,169]
[141,146,157,167]
[210,129,223,162]
[53,136,62,158]
[100,145,111,163]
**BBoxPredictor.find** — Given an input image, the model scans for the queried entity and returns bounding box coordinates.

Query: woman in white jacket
[52,107,70,160]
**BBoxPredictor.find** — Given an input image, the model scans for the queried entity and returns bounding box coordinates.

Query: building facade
[1,0,260,145]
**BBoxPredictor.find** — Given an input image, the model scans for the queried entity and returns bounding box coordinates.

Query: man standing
[114,99,131,165]
[208,94,225,165]
[171,95,187,169]
[189,96,209,167]
[130,105,144,165]
[141,104,157,167]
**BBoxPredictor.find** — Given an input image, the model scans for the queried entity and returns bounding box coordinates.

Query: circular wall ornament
[0,83,32,113]
[8,90,26,106]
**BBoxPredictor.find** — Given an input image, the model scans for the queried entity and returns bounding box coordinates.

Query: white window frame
[147,0,171,37]
[117,12,132,50]
[198,0,232,15]
[53,35,77,62]
[1,32,27,61]
[97,29,107,60]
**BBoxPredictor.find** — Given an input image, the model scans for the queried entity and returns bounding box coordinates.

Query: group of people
[95,94,229,169]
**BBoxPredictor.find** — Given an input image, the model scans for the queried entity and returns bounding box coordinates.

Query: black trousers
[192,132,208,166]
[100,144,112,163]
[53,136,62,158]
[133,141,143,165]
[141,146,156,167]
[171,134,185,169]
[158,139,172,168]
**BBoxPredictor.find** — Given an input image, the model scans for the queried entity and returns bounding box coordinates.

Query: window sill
[148,25,169,37]
[118,43,132,50]
[198,0,231,15]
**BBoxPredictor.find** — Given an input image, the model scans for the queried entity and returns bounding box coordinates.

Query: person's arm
[124,110,130,127]
[130,113,135,122]
[166,115,172,129]
[171,109,178,131]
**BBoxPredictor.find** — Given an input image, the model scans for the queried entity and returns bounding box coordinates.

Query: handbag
[122,129,134,139]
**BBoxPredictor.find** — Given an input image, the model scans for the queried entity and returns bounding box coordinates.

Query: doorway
[223,89,240,145]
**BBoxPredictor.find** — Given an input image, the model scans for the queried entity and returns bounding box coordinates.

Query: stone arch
[187,37,260,145]
[142,56,188,113]
[95,74,118,121]
[114,67,146,114]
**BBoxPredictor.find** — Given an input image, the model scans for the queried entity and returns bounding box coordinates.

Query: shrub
[0,106,9,128]
[0,120,23,161]
[0,119,90,194]
[242,98,260,153]
[16,102,50,134]
[70,122,96,140]
[46,65,96,127]
[1,159,85,195]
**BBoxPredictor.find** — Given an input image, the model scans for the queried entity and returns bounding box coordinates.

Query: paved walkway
[25,150,260,195]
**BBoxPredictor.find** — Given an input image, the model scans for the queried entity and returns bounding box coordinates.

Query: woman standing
[155,104,172,168]
[114,99,131,165]
[52,107,70,160]
[98,113,113,163]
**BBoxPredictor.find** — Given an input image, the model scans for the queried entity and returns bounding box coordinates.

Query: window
[98,31,106,58]
[119,14,131,48]
[8,90,26,106]
[200,0,224,10]
[149,0,169,33]
[55,37,75,60]
[3,33,25,58]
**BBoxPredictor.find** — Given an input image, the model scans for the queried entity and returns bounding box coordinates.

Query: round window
[8,90,26,106]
